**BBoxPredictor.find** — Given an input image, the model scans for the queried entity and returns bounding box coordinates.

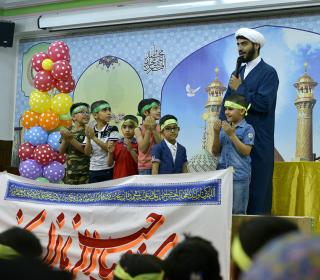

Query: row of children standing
[60,95,254,215]
[60,98,188,185]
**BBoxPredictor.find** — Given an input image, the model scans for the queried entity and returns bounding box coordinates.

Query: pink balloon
[55,76,75,93]
[18,142,35,161]
[33,144,55,165]
[48,41,70,62]
[34,70,56,92]
[31,52,49,72]
[52,61,72,81]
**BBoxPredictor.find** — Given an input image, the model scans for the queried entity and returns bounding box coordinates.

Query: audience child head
[231,216,299,279]
[0,226,43,259]
[165,235,222,280]
[0,257,72,280]
[113,253,164,280]
[241,233,320,280]
[137,98,161,121]
[121,115,139,139]
[224,94,250,125]
[91,100,112,126]
[70,102,90,126]
[159,114,180,145]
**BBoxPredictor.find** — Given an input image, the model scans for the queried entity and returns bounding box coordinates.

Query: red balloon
[33,144,55,165]
[34,71,56,92]
[53,152,67,164]
[18,142,35,161]
[31,52,49,72]
[48,41,70,62]
[52,61,72,81]
[55,76,75,93]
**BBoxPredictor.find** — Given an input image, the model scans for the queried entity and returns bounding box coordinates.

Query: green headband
[160,119,178,131]
[113,264,164,280]
[92,103,111,113]
[231,235,252,272]
[0,244,20,260]
[71,105,89,115]
[224,101,251,116]
[121,119,139,128]
[139,102,159,116]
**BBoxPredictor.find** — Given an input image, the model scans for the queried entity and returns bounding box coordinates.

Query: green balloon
[35,177,49,183]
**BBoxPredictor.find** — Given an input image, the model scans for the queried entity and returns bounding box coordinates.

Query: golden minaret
[294,63,317,161]
[203,67,226,152]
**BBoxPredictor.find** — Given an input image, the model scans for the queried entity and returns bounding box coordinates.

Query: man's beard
[242,46,256,63]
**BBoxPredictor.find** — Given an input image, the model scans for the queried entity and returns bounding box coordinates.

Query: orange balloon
[59,119,72,128]
[39,111,60,131]
[21,110,40,129]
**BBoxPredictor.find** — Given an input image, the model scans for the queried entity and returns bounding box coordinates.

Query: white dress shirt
[244,56,261,79]
[164,139,177,162]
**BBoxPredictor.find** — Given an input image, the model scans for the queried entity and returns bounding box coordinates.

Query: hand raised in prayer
[222,121,235,137]
[213,119,222,133]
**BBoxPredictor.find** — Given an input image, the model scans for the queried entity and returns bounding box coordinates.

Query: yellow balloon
[29,90,51,113]
[42,58,54,71]
[51,93,73,115]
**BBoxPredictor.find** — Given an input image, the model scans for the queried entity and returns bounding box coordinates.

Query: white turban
[235,28,266,48]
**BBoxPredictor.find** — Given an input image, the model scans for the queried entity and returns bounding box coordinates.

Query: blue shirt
[217,119,255,180]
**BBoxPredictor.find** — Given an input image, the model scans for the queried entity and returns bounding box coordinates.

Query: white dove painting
[186,84,201,97]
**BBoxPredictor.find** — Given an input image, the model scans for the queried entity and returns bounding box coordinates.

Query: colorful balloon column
[19,41,75,183]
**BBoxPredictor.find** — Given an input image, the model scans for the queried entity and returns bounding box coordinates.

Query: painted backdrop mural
[14,17,320,163]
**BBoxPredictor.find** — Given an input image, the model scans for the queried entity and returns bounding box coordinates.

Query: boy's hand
[85,126,95,139]
[213,120,222,132]
[60,128,73,141]
[144,116,153,130]
[124,138,133,151]
[107,140,115,153]
[222,121,235,137]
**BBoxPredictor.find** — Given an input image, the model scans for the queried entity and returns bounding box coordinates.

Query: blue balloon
[48,131,61,151]
[24,126,48,146]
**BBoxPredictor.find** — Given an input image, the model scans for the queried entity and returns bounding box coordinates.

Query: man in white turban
[218,27,279,215]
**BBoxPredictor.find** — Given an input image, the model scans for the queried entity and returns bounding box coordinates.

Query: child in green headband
[151,114,188,175]
[60,102,90,185]
[135,98,162,175]
[212,94,255,214]
[107,115,139,179]
[84,100,120,183]
[114,253,164,280]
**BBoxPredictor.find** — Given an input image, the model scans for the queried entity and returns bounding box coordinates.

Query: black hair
[225,94,249,108]
[137,98,160,120]
[113,253,164,280]
[0,257,72,280]
[159,114,177,128]
[165,235,222,280]
[123,115,139,125]
[91,100,110,114]
[0,227,43,258]
[69,102,89,115]
[238,217,299,258]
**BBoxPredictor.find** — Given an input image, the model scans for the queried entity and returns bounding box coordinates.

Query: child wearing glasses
[59,102,90,185]
[212,94,255,214]
[107,115,139,179]
[151,114,188,175]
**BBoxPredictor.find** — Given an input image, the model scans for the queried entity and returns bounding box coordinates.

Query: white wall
[0,40,17,140]
[0,15,47,141]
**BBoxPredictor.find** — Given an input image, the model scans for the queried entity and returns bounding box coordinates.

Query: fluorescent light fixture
[158,1,216,9]
[38,0,320,31]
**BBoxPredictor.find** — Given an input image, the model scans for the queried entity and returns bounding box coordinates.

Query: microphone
[234,56,244,78]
